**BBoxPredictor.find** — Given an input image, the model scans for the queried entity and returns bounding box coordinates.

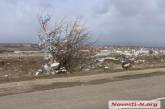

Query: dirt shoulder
[0,68,165,96]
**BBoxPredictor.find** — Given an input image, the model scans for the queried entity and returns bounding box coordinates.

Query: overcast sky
[1,0,165,46]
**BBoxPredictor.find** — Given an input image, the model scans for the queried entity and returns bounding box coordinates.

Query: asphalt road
[0,74,165,109]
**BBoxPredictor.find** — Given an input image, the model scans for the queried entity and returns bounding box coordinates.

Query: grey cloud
[93,0,111,15]
[1,0,165,47]
[89,0,165,46]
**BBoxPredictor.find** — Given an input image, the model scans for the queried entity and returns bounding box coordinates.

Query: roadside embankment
[0,68,165,96]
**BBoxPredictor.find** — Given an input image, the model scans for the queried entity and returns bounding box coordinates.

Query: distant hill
[0,43,40,52]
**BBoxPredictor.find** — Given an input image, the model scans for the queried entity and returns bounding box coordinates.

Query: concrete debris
[84,68,90,72]
[43,64,51,74]
[35,71,40,77]
[122,61,132,70]
[35,57,67,76]
[123,63,131,67]
[50,62,60,69]
[60,67,67,72]
[96,57,119,63]
[134,60,145,63]
[4,74,9,78]
[35,69,42,76]
[35,46,165,76]
[103,66,109,72]
[104,66,109,69]
[50,71,55,75]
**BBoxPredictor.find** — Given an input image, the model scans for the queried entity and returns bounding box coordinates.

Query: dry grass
[0,56,44,78]
[0,53,165,83]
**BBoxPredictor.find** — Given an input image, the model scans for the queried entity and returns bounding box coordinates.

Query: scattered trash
[60,67,67,72]
[104,66,109,69]
[43,64,51,74]
[4,74,9,78]
[35,58,67,76]
[84,68,90,72]
[103,66,109,72]
[35,69,42,77]
[50,62,59,69]
[50,71,55,75]
[35,72,40,77]
[122,61,132,70]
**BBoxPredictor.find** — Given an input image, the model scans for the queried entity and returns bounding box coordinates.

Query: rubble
[35,56,67,76]
[35,69,42,76]
[84,68,90,72]
[50,62,60,69]
[4,74,9,78]
[43,64,51,74]
[35,45,165,76]
[35,71,40,77]
[103,66,109,72]
[122,61,132,70]
[134,60,145,64]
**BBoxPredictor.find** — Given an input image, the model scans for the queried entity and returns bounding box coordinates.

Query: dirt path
[0,67,165,96]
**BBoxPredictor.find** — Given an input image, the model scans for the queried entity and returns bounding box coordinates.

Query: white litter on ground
[51,62,59,69]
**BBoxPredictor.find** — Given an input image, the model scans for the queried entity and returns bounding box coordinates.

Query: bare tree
[38,15,89,71]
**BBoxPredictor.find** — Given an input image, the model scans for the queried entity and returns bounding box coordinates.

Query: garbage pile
[35,54,67,76]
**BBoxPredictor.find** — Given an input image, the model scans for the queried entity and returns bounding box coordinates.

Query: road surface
[0,74,165,109]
